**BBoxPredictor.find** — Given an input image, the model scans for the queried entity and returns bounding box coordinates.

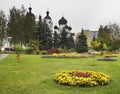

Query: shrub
[54,70,110,87]
[25,47,34,54]
[48,47,59,54]
[68,48,76,52]
[14,44,23,54]
[57,47,71,53]
[40,50,48,55]
[35,46,40,55]
[14,44,23,62]
[57,47,64,53]
[104,53,117,58]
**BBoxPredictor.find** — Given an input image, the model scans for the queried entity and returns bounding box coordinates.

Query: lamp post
[7,37,12,52]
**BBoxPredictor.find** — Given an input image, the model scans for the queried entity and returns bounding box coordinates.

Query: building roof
[44,11,51,20]
[58,17,67,25]
[68,26,72,30]
[26,7,35,18]
[54,25,59,30]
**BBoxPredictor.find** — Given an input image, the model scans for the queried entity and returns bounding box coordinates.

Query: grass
[0,54,120,94]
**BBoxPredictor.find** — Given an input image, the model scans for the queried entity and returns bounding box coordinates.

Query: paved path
[0,54,9,60]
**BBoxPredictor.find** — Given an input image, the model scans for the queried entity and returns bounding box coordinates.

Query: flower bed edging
[97,57,117,61]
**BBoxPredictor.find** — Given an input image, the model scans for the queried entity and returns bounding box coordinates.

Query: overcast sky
[1,0,120,33]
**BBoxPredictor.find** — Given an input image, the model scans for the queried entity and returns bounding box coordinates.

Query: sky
[1,0,120,33]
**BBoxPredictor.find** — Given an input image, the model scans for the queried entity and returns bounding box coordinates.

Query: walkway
[0,54,9,60]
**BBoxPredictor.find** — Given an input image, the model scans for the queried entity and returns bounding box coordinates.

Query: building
[44,11,53,31]
[53,16,72,34]
[83,30,98,46]
[43,10,73,37]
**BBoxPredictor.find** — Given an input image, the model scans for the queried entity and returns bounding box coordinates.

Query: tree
[23,7,36,44]
[7,5,26,44]
[27,39,39,54]
[53,31,60,48]
[97,25,112,51]
[67,33,75,49]
[14,44,23,62]
[110,40,120,51]
[0,10,7,51]
[34,15,52,50]
[91,40,101,52]
[90,39,100,65]
[108,23,120,51]
[75,29,88,53]
[59,27,69,49]
[108,23,120,41]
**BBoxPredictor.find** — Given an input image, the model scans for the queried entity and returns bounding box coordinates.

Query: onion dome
[26,7,35,18]
[54,25,59,30]
[58,17,67,25]
[44,11,51,20]
[39,15,42,21]
[68,26,72,31]
[29,7,32,13]
[65,25,69,29]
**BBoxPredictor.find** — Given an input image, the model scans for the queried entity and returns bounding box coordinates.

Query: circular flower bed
[54,70,110,87]
[97,57,117,61]
[98,53,117,61]
[98,54,117,61]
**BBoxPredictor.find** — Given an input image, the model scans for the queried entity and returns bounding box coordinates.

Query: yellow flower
[54,70,110,87]
[52,53,58,57]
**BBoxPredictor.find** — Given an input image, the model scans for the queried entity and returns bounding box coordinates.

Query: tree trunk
[16,54,20,62]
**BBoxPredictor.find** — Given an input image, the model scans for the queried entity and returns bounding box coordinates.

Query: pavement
[0,54,9,60]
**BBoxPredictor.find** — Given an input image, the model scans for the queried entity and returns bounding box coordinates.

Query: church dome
[65,25,69,29]
[44,11,51,20]
[26,7,35,18]
[29,7,32,12]
[58,17,67,25]
[68,26,72,31]
[54,25,59,30]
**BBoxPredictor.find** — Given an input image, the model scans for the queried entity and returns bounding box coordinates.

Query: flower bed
[104,54,117,58]
[52,53,81,58]
[42,53,91,58]
[97,53,117,61]
[54,70,110,87]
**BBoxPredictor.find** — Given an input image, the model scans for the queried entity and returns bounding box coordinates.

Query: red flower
[74,72,91,77]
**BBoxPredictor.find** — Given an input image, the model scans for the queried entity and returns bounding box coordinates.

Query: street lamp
[7,37,12,52]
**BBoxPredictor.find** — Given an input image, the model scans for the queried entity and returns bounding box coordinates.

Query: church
[43,10,72,34]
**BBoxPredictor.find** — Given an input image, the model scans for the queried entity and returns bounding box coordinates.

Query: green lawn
[0,54,120,94]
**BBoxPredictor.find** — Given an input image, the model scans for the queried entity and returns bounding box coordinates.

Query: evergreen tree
[7,5,35,45]
[60,28,69,48]
[75,29,88,53]
[23,7,36,44]
[67,33,75,49]
[53,31,60,48]
[7,5,26,44]
[0,10,7,50]
[35,15,52,50]
[98,25,104,37]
